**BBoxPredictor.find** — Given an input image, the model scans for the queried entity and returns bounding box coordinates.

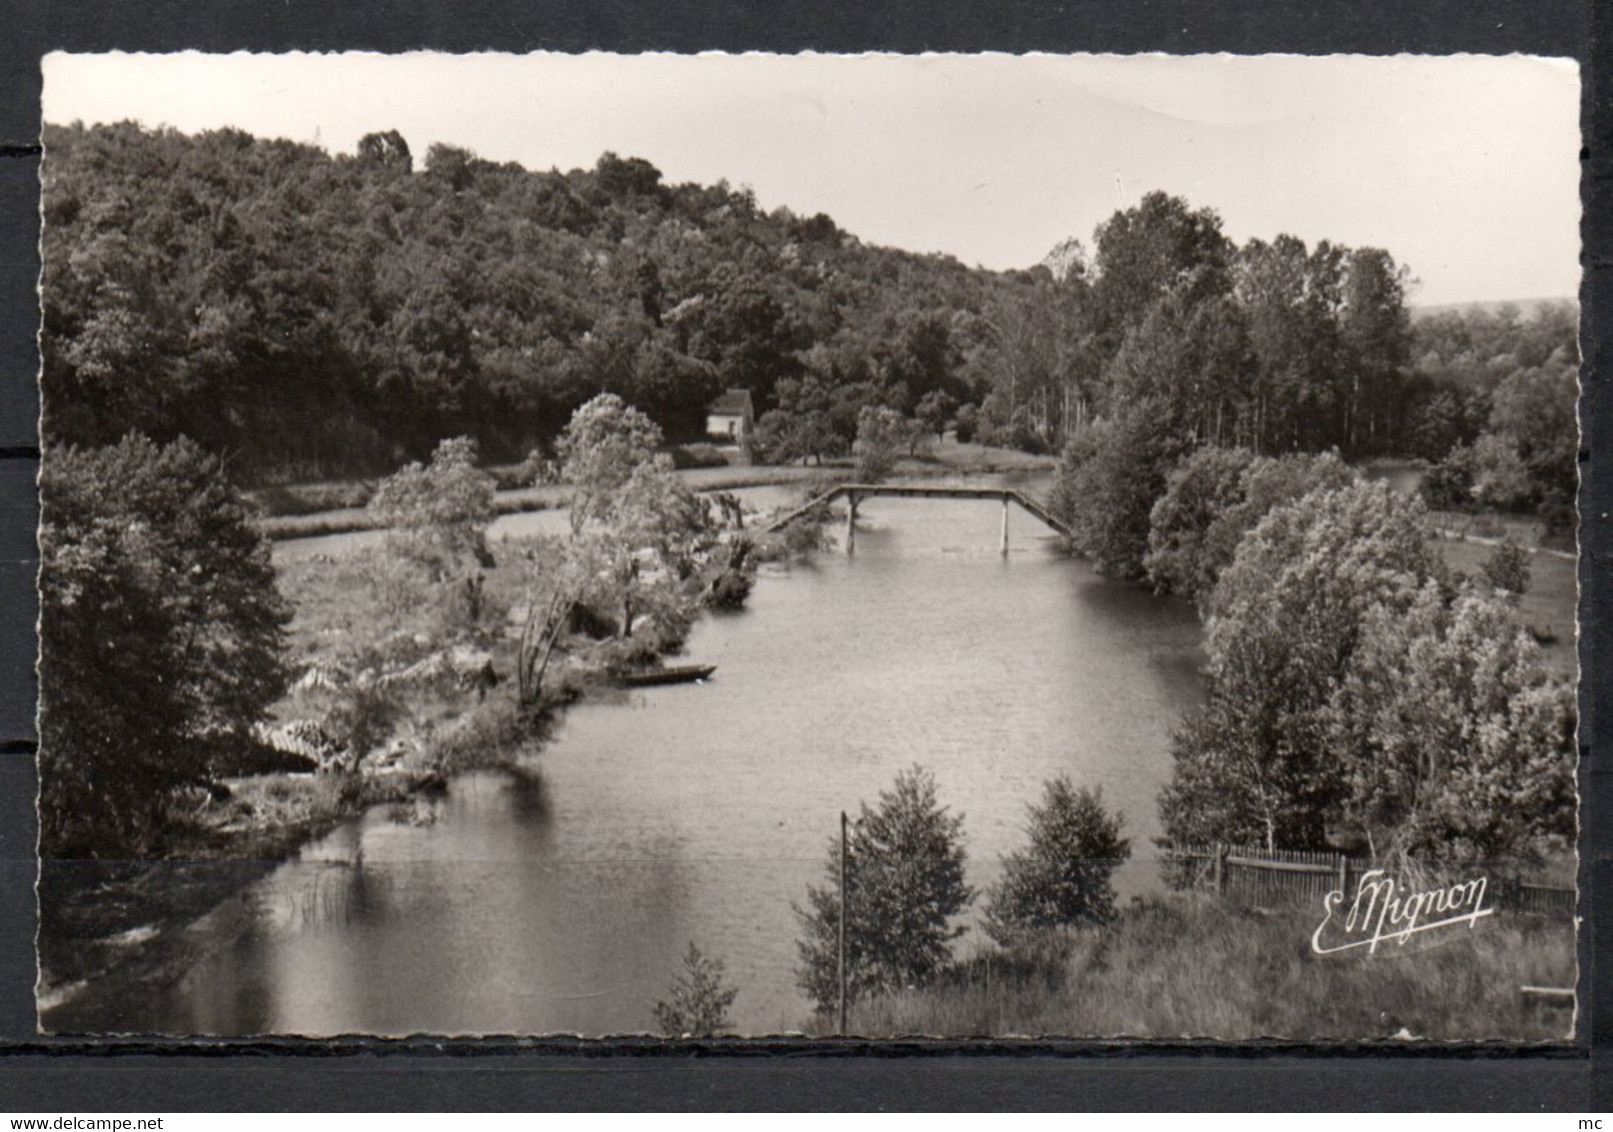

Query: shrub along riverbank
[36,403,830,1008]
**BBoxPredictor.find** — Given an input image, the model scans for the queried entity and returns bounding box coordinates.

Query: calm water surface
[54,484,1204,1035]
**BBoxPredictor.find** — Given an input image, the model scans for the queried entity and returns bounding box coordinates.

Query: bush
[653,943,739,1037]
[1420,458,1473,511]
[776,516,834,559]
[984,777,1130,945]
[247,479,377,517]
[853,405,910,482]
[952,403,979,444]
[1538,488,1577,538]
[668,443,731,471]
[705,537,757,610]
[985,406,1050,455]
[423,694,527,775]
[1425,437,1537,514]
[321,676,405,774]
[1482,539,1532,596]
[1464,434,1535,510]
[513,446,559,488]
[707,569,753,609]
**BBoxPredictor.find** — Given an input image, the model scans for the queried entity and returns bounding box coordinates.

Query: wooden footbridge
[763,483,1074,555]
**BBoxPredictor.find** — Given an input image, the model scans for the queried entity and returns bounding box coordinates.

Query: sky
[41,52,1581,307]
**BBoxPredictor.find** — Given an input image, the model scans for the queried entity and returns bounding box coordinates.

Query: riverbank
[36,770,419,1015]
[251,440,1060,541]
[41,452,1576,1032]
[37,474,825,1018]
[827,893,1575,1041]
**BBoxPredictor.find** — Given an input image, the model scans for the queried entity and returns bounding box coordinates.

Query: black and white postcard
[32,52,1582,1041]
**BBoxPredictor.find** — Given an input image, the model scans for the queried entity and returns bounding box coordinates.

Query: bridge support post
[846,494,857,555]
[1000,496,1010,557]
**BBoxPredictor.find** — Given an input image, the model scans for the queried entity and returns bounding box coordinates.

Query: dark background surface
[0,0,1606,1111]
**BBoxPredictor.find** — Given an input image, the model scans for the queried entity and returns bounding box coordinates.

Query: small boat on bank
[609,664,717,688]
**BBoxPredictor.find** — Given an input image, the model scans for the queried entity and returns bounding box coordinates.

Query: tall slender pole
[845,496,857,556]
[838,810,849,1034]
[1000,495,1010,557]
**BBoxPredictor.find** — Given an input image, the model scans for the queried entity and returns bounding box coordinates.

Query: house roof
[709,388,754,415]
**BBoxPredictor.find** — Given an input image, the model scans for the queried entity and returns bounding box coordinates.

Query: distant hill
[39,120,1020,481]
[47,121,1555,485]
[1411,297,1577,322]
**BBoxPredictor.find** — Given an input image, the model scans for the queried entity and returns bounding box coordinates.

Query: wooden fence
[1163,844,1575,919]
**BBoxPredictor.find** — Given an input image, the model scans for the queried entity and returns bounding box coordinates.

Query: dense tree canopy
[41,122,1001,482]
[1408,302,1578,527]
[1160,481,1441,850]
[39,434,290,858]
[1158,472,1575,864]
[44,123,1539,495]
[1328,583,1575,862]
[1144,449,1354,606]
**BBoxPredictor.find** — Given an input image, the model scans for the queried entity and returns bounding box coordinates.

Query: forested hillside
[41,122,1576,497]
[41,122,1014,480]
[1408,302,1579,529]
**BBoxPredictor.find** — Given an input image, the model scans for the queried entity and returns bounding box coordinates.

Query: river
[48,482,1205,1036]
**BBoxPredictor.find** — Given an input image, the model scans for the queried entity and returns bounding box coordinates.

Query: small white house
[705,388,755,447]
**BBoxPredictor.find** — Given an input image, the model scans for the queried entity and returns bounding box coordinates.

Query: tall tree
[368,435,497,581]
[1146,449,1356,608]
[553,394,713,644]
[556,392,665,533]
[970,271,1097,450]
[39,435,291,858]
[795,766,972,1015]
[1090,191,1233,350]
[1488,357,1578,504]
[356,129,413,173]
[852,404,912,482]
[1339,247,1413,454]
[983,776,1129,944]
[1052,399,1191,580]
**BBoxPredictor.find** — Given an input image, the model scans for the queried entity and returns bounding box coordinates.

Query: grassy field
[835,894,1576,1041]
[1430,532,1577,679]
[254,440,1060,541]
[1363,459,1578,679]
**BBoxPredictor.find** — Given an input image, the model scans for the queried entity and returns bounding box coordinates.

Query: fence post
[838,810,848,1035]
[1213,845,1227,898]
[1335,854,1350,900]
